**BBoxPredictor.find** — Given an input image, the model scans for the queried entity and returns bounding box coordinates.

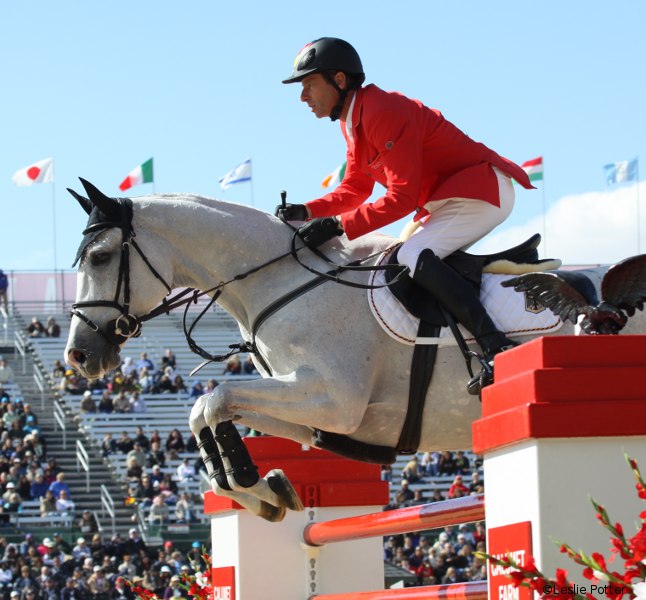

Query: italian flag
[521,156,543,182]
[119,158,154,191]
[321,161,346,188]
[12,157,54,186]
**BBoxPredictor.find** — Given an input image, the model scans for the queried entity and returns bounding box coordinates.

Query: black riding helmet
[282,37,365,121]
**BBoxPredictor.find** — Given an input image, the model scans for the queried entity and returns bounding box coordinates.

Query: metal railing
[33,368,47,410]
[100,484,116,535]
[53,399,67,450]
[76,440,90,492]
[13,332,27,374]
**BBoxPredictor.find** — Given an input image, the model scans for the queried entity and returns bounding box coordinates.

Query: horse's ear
[66,188,93,215]
[79,178,117,215]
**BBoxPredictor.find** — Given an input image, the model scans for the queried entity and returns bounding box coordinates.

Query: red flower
[627,524,646,563]
[636,483,646,500]
[591,552,607,571]
[528,577,548,593]
[522,554,538,574]
[604,579,627,600]
[509,570,525,587]
[610,537,631,560]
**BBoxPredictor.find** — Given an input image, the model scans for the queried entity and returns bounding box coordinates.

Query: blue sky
[2,1,644,271]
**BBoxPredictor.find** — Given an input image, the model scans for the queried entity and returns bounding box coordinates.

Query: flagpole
[51,182,58,271]
[249,159,254,206]
[541,157,547,258]
[636,158,641,254]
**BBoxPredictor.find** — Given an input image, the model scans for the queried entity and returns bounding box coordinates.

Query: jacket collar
[342,86,366,147]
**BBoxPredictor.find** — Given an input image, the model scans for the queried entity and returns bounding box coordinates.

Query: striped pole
[310,580,488,600]
[304,494,484,547]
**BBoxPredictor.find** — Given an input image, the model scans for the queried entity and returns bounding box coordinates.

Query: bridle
[70,207,409,373]
[70,218,173,348]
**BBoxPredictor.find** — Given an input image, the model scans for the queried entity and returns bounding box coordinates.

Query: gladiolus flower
[522,554,537,574]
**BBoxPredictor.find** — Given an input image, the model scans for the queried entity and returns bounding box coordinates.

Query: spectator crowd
[0,528,206,599]
[52,348,257,404]
[381,450,487,587]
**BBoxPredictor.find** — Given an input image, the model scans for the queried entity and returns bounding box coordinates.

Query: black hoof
[267,469,304,512]
[467,366,494,396]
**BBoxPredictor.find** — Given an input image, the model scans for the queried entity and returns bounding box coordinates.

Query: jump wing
[500,271,598,325]
[601,254,646,317]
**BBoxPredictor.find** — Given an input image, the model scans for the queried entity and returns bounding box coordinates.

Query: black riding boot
[413,249,518,394]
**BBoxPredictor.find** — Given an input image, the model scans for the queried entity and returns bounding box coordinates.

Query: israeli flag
[604,158,638,185]
[219,158,252,190]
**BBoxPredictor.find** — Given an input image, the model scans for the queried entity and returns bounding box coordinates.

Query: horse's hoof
[258,501,286,523]
[267,468,304,512]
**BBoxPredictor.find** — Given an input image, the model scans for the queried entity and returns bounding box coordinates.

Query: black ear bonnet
[67,179,133,267]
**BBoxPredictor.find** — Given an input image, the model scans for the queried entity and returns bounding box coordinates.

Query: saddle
[385,233,551,325]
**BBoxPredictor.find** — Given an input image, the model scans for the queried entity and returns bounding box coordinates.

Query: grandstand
[1,299,482,550]
[2,304,254,549]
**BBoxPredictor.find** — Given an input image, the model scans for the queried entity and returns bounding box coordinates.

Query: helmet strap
[323,72,348,122]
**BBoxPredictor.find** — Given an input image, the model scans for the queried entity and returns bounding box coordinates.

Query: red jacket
[307,84,534,239]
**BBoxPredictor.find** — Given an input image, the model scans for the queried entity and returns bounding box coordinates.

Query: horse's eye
[90,252,111,266]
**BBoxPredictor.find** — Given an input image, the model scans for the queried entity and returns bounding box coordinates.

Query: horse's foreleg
[214,420,303,512]
[190,400,291,521]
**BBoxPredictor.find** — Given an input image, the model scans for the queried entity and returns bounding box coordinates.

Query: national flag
[219,158,252,190]
[604,158,638,185]
[321,161,346,188]
[521,157,544,182]
[12,157,54,187]
[119,158,154,191]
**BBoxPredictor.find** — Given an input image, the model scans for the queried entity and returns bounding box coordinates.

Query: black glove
[297,217,344,248]
[274,203,308,221]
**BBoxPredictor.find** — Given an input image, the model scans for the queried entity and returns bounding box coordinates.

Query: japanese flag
[12,158,54,186]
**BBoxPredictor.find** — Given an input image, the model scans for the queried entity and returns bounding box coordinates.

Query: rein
[71,212,409,374]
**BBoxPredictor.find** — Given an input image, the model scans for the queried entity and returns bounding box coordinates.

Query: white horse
[64,180,646,522]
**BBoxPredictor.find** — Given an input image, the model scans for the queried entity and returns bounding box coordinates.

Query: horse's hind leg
[214,420,304,513]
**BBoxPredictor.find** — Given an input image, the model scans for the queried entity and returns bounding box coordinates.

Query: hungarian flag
[321,161,346,189]
[12,157,54,186]
[521,157,544,182]
[119,158,154,191]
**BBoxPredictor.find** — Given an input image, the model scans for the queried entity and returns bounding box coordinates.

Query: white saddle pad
[368,247,563,346]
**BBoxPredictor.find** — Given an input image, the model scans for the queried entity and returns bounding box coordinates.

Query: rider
[277,37,535,394]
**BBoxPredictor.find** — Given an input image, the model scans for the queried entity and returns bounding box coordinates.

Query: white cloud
[473,181,645,265]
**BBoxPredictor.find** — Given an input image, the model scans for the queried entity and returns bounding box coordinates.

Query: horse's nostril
[69,349,86,365]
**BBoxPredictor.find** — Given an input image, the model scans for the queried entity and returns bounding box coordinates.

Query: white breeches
[397,167,515,271]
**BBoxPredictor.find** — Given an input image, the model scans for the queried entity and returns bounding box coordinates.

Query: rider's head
[282,37,365,122]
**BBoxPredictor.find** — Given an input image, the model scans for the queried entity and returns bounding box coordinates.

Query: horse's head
[65,179,173,379]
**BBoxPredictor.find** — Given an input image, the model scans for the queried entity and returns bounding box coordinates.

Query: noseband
[70,220,172,349]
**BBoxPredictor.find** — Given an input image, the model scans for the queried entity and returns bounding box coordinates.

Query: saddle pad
[368,248,563,346]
